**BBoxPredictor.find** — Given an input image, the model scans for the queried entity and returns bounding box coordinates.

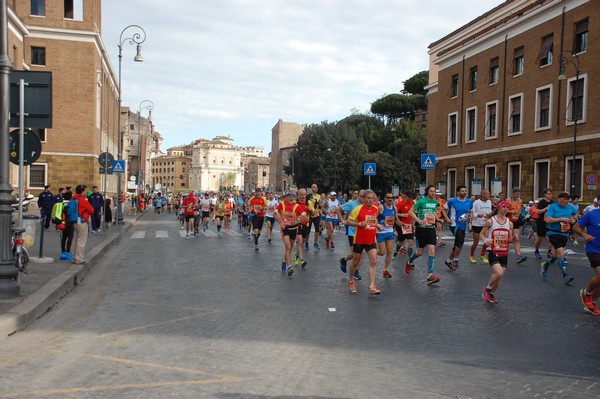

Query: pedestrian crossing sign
[112,159,125,173]
[364,163,376,176]
[420,154,436,170]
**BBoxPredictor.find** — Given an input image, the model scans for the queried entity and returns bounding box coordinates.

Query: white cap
[594,198,598,203]
[528,201,534,204]
[330,191,336,195]
[534,200,539,203]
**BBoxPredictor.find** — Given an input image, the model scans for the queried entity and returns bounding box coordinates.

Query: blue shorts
[325,217,338,224]
[376,232,396,243]
[265,216,275,224]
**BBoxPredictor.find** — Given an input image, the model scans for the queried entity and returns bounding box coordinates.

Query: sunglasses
[385,196,394,199]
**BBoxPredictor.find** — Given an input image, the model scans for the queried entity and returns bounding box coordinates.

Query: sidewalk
[0,211,143,339]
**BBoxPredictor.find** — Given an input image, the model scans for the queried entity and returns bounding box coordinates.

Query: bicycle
[12,225,30,275]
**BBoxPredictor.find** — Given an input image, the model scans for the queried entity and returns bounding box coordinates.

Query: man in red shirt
[346,189,381,295]
[275,192,302,276]
[294,188,310,269]
[395,190,415,264]
[72,184,95,264]
[250,188,268,251]
[181,192,196,239]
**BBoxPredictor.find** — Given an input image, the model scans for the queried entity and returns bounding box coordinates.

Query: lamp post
[116,25,146,224]
[558,50,580,197]
[137,100,153,197]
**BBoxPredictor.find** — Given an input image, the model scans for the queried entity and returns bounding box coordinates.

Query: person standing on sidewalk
[72,184,95,265]
[572,201,600,315]
[540,192,577,284]
[470,189,493,264]
[38,184,55,231]
[59,190,74,261]
[88,186,104,234]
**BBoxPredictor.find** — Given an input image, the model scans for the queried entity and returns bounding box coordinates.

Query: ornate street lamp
[137,99,153,196]
[116,25,146,224]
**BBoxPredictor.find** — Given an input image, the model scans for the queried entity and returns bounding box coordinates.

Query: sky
[101,0,502,155]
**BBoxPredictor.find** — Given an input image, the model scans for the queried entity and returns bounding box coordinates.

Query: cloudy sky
[101,0,501,154]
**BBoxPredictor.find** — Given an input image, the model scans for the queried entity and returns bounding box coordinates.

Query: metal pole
[0,0,19,298]
[571,69,579,197]
[18,79,24,228]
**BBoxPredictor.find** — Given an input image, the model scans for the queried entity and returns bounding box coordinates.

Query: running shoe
[300,260,307,270]
[354,270,362,280]
[534,250,542,260]
[528,231,534,240]
[453,260,460,270]
[540,261,549,278]
[573,239,579,246]
[487,289,498,303]
[325,238,330,249]
[479,255,489,264]
[469,256,477,264]
[397,247,407,255]
[268,238,272,244]
[426,274,440,285]
[255,244,259,251]
[563,274,574,285]
[339,257,347,273]
[564,258,570,265]
[304,242,309,251]
[314,243,320,251]
[368,285,381,295]
[444,260,456,271]
[580,289,595,312]
[287,266,295,277]
[294,252,299,265]
[348,280,357,294]
[516,255,527,264]
[330,241,335,250]
[405,259,413,274]
[186,234,190,240]
[482,286,492,302]
[382,269,392,278]
[583,303,600,315]
[281,259,287,273]
[437,242,445,247]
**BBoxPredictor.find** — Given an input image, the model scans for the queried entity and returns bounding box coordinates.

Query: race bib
[384,216,395,228]
[492,230,509,255]
[401,223,413,234]
[424,212,436,226]
[202,205,210,212]
[365,215,377,229]
[283,211,296,226]
[560,221,571,233]
[253,204,263,213]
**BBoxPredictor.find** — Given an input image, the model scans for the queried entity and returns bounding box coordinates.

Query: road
[0,211,599,398]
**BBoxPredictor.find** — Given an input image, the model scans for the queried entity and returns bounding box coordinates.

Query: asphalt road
[0,211,599,399]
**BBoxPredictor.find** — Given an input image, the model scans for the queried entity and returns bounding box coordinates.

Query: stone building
[149,155,191,193]
[9,0,121,196]
[187,136,243,192]
[427,0,598,201]
[269,119,306,193]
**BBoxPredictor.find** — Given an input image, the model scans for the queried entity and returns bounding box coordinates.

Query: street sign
[129,175,136,182]
[8,129,42,165]
[364,163,376,176]
[585,173,598,186]
[9,71,53,128]
[421,154,436,170]
[98,151,114,166]
[99,167,113,175]
[112,160,125,173]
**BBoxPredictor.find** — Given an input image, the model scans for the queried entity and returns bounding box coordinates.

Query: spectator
[38,184,55,230]
[72,184,95,265]
[88,186,104,233]
[59,190,74,262]
[105,198,113,227]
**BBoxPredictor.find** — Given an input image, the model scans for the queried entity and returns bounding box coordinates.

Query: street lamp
[558,50,581,197]
[137,99,154,197]
[116,25,146,224]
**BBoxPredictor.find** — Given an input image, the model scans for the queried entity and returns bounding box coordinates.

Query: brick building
[269,119,306,193]
[427,0,598,201]
[9,0,121,196]
[150,155,191,193]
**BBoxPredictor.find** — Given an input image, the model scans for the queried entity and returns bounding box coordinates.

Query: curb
[0,221,135,339]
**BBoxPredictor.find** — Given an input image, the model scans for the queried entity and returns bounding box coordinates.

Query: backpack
[51,201,65,224]
[64,199,80,223]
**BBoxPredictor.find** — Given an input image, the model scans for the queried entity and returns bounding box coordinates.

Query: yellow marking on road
[94,315,195,339]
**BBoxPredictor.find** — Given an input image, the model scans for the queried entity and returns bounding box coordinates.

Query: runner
[435,191,447,247]
[395,190,415,262]
[346,189,381,295]
[534,188,554,259]
[214,196,225,235]
[469,188,493,264]
[377,192,397,278]
[407,185,443,285]
[337,190,363,281]
[181,192,196,240]
[324,191,340,250]
[223,194,233,230]
[480,200,514,303]
[265,192,279,243]
[250,188,268,251]
[572,200,600,315]
[307,183,322,251]
[540,192,576,284]
[199,193,211,233]
[294,188,310,269]
[274,191,301,276]
[444,185,473,270]
[507,187,527,263]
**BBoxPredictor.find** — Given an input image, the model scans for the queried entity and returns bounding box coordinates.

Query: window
[465,167,475,195]
[465,107,477,143]
[513,47,524,76]
[28,163,47,188]
[448,113,458,146]
[30,128,46,142]
[485,165,496,193]
[534,160,550,199]
[508,94,523,135]
[566,156,583,196]
[469,67,478,91]
[64,0,83,20]
[130,124,135,130]
[574,19,588,54]
[535,86,552,130]
[451,74,459,98]
[31,47,46,66]
[508,162,521,191]
[129,139,134,146]
[485,101,498,139]
[447,169,457,198]
[565,75,586,124]
[489,57,499,85]
[31,0,46,16]
[538,34,553,66]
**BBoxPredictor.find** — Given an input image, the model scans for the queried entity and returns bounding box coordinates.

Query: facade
[269,119,305,193]
[427,0,598,201]
[188,136,244,192]
[150,155,191,193]
[9,0,121,196]
[244,158,270,193]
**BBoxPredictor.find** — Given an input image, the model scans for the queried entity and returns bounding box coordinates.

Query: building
[269,119,306,192]
[9,0,121,196]
[150,155,191,193]
[427,0,598,201]
[244,158,270,193]
[188,136,244,192]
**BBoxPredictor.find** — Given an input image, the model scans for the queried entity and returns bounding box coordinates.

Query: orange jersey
[276,201,300,227]
[507,199,522,223]
[250,196,268,217]
[348,204,378,245]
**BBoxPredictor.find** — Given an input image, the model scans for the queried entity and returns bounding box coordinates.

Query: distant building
[270,119,306,192]
[150,155,191,193]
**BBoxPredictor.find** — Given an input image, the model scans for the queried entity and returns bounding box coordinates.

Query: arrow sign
[364,163,376,176]
[112,159,125,173]
[421,154,436,170]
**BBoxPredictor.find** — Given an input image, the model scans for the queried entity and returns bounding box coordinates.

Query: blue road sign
[364,163,376,176]
[421,154,436,170]
[112,159,125,174]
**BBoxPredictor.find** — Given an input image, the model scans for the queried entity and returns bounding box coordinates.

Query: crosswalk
[130,228,246,239]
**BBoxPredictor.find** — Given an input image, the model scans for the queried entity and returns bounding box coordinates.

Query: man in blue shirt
[38,184,55,230]
[88,186,104,233]
[541,192,577,284]
[573,194,600,315]
[444,185,473,270]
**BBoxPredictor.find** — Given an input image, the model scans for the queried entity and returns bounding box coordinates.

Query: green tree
[403,70,429,96]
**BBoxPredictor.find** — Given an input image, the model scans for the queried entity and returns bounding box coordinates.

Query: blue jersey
[577,209,600,254]
[377,203,396,234]
[546,202,577,236]
[445,197,473,231]
[340,199,361,237]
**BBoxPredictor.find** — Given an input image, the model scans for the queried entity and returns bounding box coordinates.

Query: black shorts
[547,233,568,249]
[586,252,600,269]
[415,227,437,248]
[395,224,414,241]
[347,235,354,247]
[185,214,194,222]
[310,216,321,232]
[282,227,298,240]
[512,219,524,229]
[202,211,210,219]
[253,216,265,231]
[471,225,483,234]
[536,220,547,237]
[216,215,224,220]
[298,224,310,239]
[487,250,508,268]
[353,243,377,254]
[451,226,466,249]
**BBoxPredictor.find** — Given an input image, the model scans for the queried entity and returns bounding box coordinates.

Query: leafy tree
[403,70,428,96]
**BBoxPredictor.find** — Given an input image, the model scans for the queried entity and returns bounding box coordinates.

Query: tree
[403,70,428,96]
